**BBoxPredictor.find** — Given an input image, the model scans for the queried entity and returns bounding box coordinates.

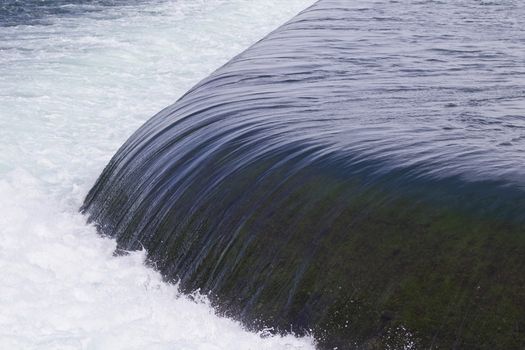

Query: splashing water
[0,1,316,349]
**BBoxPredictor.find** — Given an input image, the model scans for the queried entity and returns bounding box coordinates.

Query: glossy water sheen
[84,0,525,349]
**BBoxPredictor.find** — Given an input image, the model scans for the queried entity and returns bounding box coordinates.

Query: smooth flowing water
[0,1,316,349]
[82,0,525,349]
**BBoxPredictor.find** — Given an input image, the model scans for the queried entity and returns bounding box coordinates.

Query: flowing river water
[0,1,316,349]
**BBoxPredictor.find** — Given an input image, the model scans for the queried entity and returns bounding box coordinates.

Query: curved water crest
[84,0,525,348]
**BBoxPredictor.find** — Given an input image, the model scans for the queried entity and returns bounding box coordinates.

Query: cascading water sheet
[83,1,525,349]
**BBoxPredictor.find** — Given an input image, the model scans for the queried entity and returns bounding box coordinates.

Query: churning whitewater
[0,1,316,349]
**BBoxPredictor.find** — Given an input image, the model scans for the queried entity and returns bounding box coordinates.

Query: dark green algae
[89,153,525,350]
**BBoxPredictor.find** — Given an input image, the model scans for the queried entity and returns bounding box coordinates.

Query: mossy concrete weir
[82,0,525,348]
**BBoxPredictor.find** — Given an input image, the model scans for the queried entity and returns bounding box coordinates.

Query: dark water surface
[0,0,148,26]
[84,0,525,348]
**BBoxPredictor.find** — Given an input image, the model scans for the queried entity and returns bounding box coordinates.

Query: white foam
[0,1,316,348]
